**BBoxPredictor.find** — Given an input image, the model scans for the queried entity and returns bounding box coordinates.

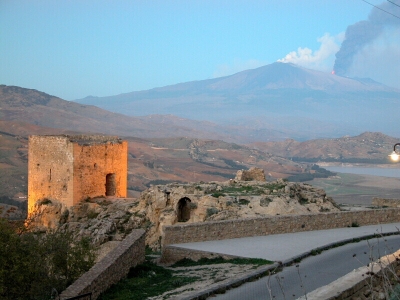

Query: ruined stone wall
[162,209,400,246]
[372,197,400,208]
[234,167,266,181]
[28,136,74,213]
[72,141,127,205]
[60,229,145,300]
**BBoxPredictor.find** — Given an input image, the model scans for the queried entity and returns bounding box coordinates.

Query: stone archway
[177,197,191,222]
[105,173,116,196]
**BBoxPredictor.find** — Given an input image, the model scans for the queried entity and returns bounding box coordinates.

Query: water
[324,166,400,178]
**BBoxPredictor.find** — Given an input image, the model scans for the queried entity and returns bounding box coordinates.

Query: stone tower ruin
[28,135,127,213]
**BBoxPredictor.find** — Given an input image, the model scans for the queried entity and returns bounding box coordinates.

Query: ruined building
[28,135,127,213]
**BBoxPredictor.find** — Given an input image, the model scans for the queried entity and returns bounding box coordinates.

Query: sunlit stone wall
[28,135,127,214]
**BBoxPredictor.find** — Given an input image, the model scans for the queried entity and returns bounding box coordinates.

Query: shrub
[87,210,99,219]
[211,192,225,198]
[260,197,272,207]
[239,199,250,205]
[0,218,95,299]
[206,207,219,217]
[189,202,198,209]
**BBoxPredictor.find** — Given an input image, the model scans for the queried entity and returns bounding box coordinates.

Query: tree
[0,218,95,300]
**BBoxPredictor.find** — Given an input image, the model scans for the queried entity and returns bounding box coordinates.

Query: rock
[234,167,266,181]
[28,175,339,250]
[260,197,272,207]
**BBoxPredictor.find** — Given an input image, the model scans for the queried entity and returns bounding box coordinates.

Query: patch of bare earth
[148,263,262,300]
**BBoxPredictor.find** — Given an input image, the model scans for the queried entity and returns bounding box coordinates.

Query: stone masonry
[60,229,145,300]
[28,135,127,214]
[372,197,400,208]
[162,208,400,246]
[234,167,266,181]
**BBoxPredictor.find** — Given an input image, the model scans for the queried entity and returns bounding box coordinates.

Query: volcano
[76,62,400,139]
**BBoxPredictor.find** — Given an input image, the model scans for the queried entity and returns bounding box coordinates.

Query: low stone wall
[161,246,241,265]
[303,249,400,300]
[372,197,400,208]
[60,229,145,300]
[163,209,400,246]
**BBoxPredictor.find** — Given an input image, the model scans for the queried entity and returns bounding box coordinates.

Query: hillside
[1,84,399,214]
[0,84,303,143]
[77,62,400,139]
[0,85,224,140]
[0,120,305,202]
[251,132,398,163]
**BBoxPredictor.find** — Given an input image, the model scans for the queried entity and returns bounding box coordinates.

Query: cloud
[333,0,400,76]
[277,33,344,72]
[346,28,400,89]
[213,59,267,78]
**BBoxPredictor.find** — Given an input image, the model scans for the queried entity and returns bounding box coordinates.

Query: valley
[1,69,400,219]
[308,169,400,206]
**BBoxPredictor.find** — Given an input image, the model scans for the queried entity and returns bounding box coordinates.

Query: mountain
[1,83,399,205]
[0,84,333,142]
[0,85,257,143]
[77,62,400,139]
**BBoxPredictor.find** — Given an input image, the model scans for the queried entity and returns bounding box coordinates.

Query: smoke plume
[278,33,342,72]
[333,0,400,76]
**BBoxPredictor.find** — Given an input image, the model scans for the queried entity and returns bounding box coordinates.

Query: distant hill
[0,84,305,143]
[77,62,400,139]
[1,83,399,205]
[0,120,305,201]
[251,132,398,163]
[0,85,212,139]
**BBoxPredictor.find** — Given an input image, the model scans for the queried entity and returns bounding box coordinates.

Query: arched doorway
[105,173,116,196]
[177,197,191,222]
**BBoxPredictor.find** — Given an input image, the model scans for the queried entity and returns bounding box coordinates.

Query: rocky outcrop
[28,179,339,250]
[138,178,339,248]
[234,167,266,181]
[28,198,147,246]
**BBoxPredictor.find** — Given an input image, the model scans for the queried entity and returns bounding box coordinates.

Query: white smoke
[277,33,344,71]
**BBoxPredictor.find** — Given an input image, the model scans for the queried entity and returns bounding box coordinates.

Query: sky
[1,0,399,100]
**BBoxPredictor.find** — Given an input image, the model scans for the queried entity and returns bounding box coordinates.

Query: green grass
[171,256,273,267]
[211,192,226,198]
[99,261,199,300]
[214,183,285,197]
[99,256,273,299]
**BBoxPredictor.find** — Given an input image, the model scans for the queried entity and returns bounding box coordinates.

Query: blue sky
[1,0,398,100]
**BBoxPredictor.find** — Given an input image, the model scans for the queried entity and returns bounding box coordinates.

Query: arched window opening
[177,197,191,222]
[105,173,116,196]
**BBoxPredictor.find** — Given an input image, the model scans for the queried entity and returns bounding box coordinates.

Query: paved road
[212,235,400,300]
[172,223,400,262]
